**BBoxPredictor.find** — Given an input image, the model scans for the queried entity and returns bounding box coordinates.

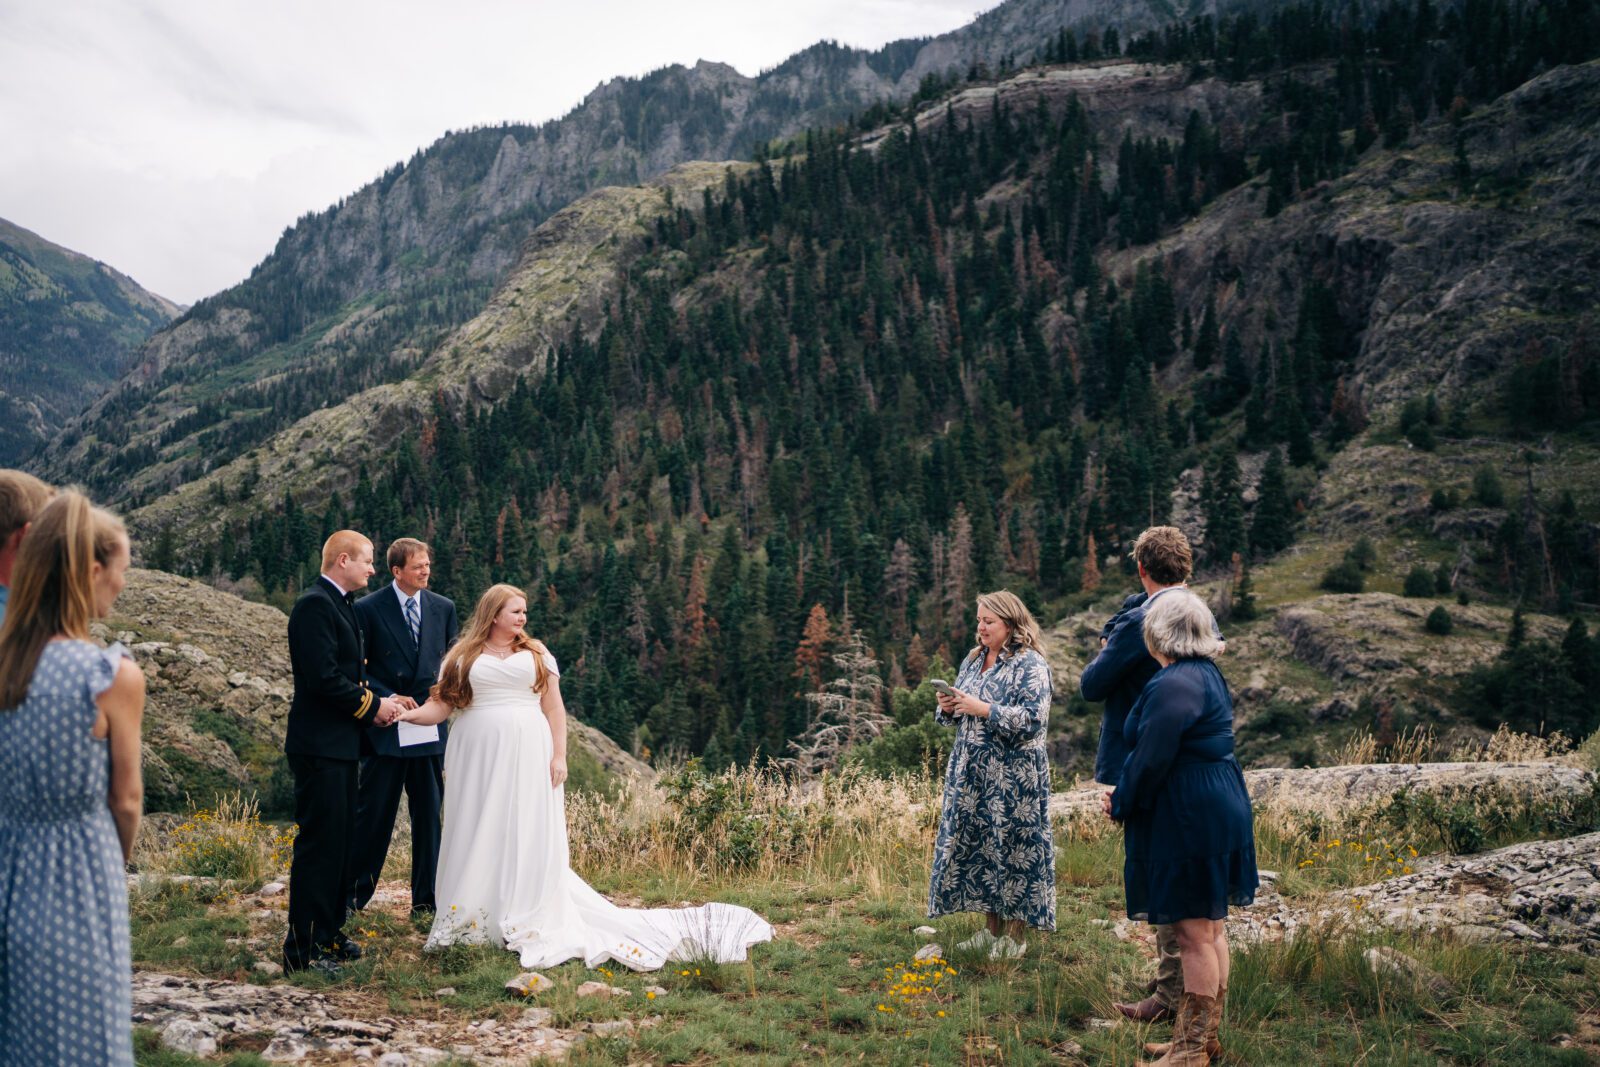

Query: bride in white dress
[397,583,771,971]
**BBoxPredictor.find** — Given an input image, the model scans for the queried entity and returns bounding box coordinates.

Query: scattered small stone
[518,1007,554,1027]
[588,1019,635,1037]
[171,935,189,948]
[1364,946,1457,999]
[914,943,943,962]
[160,1019,217,1056]
[504,972,553,997]
[1088,1017,1117,1030]
[253,960,283,977]
[376,1053,408,1067]
[259,881,287,897]
[576,980,630,998]
[644,985,668,999]
[261,1034,311,1061]
[913,925,937,936]
[432,987,457,998]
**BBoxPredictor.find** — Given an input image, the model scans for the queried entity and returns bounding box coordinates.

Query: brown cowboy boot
[1136,991,1215,1066]
[1143,986,1225,1061]
[1116,993,1176,1023]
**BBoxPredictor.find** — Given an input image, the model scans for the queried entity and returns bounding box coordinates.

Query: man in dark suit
[1079,525,1223,1023]
[282,531,408,976]
[346,537,458,917]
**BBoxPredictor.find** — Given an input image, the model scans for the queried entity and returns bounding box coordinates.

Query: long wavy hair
[0,491,127,710]
[432,583,551,708]
[966,589,1045,665]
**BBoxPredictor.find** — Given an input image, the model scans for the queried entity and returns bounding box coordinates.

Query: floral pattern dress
[927,646,1056,931]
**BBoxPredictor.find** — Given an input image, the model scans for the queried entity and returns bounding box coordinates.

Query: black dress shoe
[327,935,363,962]
[283,954,341,978]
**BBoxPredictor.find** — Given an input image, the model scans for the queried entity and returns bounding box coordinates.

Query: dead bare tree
[788,626,889,779]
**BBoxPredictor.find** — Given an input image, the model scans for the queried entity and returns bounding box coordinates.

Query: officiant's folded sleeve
[289,598,378,722]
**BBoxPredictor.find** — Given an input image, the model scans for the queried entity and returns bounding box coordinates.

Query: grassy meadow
[128,746,1600,1066]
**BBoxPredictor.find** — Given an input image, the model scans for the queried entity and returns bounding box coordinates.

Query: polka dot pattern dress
[0,639,133,1067]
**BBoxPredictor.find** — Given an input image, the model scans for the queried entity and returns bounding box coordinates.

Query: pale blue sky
[0,0,993,305]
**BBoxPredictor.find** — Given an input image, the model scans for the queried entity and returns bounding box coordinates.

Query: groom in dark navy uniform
[347,537,458,917]
[283,531,408,975]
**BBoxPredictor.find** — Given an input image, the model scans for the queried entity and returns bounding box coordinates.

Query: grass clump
[144,792,293,886]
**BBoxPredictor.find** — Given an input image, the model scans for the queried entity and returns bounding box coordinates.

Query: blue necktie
[404,595,420,647]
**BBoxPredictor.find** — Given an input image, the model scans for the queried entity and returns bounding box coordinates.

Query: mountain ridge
[0,216,181,464]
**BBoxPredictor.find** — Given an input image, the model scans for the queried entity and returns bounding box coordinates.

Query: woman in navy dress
[0,492,145,1067]
[1104,589,1255,1067]
[928,590,1055,960]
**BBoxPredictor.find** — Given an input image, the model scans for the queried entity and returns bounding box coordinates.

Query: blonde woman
[1102,589,1256,1066]
[400,583,771,971]
[0,492,143,1066]
[928,590,1055,959]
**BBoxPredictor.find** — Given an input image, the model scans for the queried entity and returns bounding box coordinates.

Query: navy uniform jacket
[285,577,381,760]
[354,583,458,758]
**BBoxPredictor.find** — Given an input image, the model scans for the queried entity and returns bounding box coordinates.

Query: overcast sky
[0,0,994,306]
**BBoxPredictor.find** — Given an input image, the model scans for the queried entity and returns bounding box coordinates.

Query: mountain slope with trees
[32,0,1199,504]
[0,217,180,463]
[66,0,1600,775]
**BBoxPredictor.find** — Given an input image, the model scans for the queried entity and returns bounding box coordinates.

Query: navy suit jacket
[354,583,458,758]
[1080,588,1225,786]
[1080,592,1160,786]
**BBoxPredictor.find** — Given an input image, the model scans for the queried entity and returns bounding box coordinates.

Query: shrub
[1348,536,1377,571]
[1434,562,1453,593]
[1425,606,1454,635]
[1472,465,1505,507]
[157,792,291,885]
[1430,487,1459,512]
[1321,559,1366,593]
[1404,566,1436,597]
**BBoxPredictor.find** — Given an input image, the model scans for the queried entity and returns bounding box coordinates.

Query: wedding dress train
[424,650,771,971]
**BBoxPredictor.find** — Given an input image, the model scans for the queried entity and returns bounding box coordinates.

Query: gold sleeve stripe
[353,688,373,719]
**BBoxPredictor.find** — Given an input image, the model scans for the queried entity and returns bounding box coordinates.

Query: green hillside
[0,217,179,463]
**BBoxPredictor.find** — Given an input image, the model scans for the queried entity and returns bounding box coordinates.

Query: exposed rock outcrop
[1049,760,1597,820]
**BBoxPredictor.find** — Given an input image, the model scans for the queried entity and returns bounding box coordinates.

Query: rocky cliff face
[0,217,180,464]
[97,568,649,813]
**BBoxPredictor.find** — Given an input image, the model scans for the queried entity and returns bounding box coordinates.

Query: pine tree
[1080,531,1102,593]
[1193,294,1219,370]
[794,604,833,695]
[1249,447,1295,557]
[1201,443,1247,565]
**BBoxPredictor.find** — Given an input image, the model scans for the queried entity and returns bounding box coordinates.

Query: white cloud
[0,0,993,304]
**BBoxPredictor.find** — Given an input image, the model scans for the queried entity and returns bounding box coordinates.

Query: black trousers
[283,754,358,965]
[346,753,445,912]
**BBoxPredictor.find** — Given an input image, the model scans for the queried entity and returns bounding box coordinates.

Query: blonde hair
[969,589,1045,661]
[321,530,371,572]
[0,491,128,709]
[1142,589,1222,661]
[433,583,552,708]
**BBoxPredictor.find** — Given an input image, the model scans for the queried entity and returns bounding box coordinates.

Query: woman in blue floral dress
[928,590,1055,959]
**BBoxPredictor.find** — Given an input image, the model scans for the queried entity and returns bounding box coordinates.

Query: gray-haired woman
[1102,589,1256,1066]
[928,590,1055,959]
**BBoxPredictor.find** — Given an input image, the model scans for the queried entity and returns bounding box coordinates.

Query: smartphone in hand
[929,679,957,698]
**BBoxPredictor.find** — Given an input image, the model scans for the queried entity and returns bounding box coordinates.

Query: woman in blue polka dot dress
[0,491,145,1067]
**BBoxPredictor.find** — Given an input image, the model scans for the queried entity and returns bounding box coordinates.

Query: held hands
[1100,790,1118,822]
[935,688,991,719]
[550,755,568,788]
[375,695,417,726]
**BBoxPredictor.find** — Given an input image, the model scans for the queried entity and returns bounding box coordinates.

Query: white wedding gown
[423,649,772,971]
